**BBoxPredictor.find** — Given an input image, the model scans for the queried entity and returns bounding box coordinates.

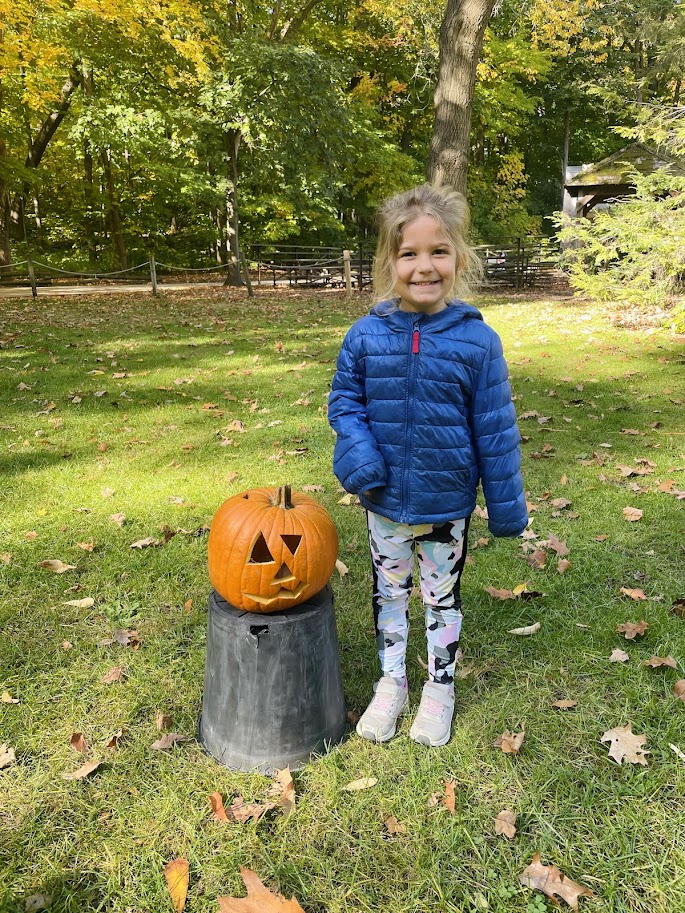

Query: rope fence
[0,238,562,298]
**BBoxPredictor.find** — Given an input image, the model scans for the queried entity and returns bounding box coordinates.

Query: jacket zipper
[401,319,420,522]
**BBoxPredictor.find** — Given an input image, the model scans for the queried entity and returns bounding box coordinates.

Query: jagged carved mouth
[243,581,308,606]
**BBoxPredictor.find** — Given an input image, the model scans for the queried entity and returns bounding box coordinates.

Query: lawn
[0,286,684,913]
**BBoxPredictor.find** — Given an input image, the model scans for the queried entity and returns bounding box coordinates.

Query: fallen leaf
[600,722,649,766]
[70,732,88,753]
[674,680,685,702]
[557,558,571,574]
[269,767,296,817]
[642,656,677,669]
[540,533,569,557]
[335,559,349,577]
[62,758,103,780]
[616,621,648,639]
[101,666,126,684]
[209,791,230,822]
[594,534,609,542]
[494,809,517,839]
[337,493,358,506]
[484,586,515,600]
[155,712,173,731]
[63,597,94,608]
[217,867,305,913]
[609,649,630,663]
[38,559,76,573]
[520,853,593,910]
[0,552,11,564]
[670,743,685,762]
[508,622,540,636]
[130,537,161,549]
[110,512,127,527]
[550,498,572,509]
[225,796,276,823]
[1,691,19,704]
[671,598,685,619]
[384,815,406,835]
[343,777,377,791]
[551,700,578,710]
[76,541,94,552]
[443,778,456,815]
[526,549,547,570]
[512,583,544,599]
[623,506,643,522]
[493,729,525,754]
[164,858,189,913]
[104,729,123,749]
[151,732,187,751]
[302,484,324,492]
[0,744,16,768]
[620,587,647,601]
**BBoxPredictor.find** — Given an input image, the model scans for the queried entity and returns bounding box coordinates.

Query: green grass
[1,286,684,913]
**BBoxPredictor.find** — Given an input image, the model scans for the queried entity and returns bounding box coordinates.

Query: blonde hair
[372,183,483,302]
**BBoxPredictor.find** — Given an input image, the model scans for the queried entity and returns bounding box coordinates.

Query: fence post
[27,256,37,299]
[150,254,158,296]
[343,249,352,295]
[241,253,254,298]
[516,238,522,291]
[358,245,364,291]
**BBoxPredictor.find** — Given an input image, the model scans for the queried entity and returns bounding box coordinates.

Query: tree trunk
[561,108,571,209]
[428,0,497,195]
[0,77,11,268]
[82,67,97,265]
[223,129,243,286]
[100,149,128,270]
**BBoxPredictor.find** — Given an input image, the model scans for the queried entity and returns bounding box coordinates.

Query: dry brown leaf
[209,791,230,822]
[541,533,569,557]
[0,552,11,564]
[164,858,189,913]
[225,796,276,823]
[623,506,643,522]
[343,777,377,791]
[62,758,103,780]
[620,587,647,601]
[217,867,305,913]
[594,534,609,542]
[672,598,685,618]
[335,559,349,577]
[337,493,358,506]
[70,732,88,753]
[512,583,545,599]
[674,680,685,702]
[494,809,517,839]
[1,691,19,704]
[384,815,406,835]
[508,622,541,636]
[600,722,650,766]
[0,744,16,769]
[110,512,127,527]
[550,498,572,509]
[76,542,94,552]
[526,549,547,570]
[551,699,578,710]
[104,729,123,749]
[24,894,51,912]
[609,649,630,663]
[520,853,593,910]
[493,729,525,754]
[38,559,76,573]
[483,586,515,600]
[151,732,187,751]
[156,711,173,731]
[301,484,324,492]
[269,767,296,817]
[130,536,161,549]
[443,778,456,815]
[557,558,571,575]
[63,597,94,608]
[642,656,677,669]
[616,620,648,639]
[101,666,126,684]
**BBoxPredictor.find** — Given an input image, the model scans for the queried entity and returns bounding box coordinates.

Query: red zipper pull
[412,328,420,354]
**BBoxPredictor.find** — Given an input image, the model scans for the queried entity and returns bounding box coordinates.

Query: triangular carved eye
[274,562,294,580]
[249,532,275,564]
[281,534,302,555]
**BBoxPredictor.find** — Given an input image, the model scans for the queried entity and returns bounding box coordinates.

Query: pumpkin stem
[275,485,293,509]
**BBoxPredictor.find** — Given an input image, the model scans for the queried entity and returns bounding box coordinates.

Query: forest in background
[0,0,683,271]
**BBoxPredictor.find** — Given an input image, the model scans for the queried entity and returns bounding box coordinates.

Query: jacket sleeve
[470,331,528,537]
[328,328,387,494]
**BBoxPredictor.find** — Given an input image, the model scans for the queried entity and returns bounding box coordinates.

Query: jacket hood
[370,299,484,324]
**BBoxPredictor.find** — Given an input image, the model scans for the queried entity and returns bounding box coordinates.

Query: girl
[328,184,527,747]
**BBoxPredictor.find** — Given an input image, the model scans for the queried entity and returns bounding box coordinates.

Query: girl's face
[394,215,457,315]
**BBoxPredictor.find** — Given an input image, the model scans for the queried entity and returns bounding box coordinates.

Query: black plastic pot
[198,585,347,773]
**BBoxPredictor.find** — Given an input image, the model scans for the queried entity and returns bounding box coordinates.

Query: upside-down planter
[207,484,339,613]
[200,484,346,771]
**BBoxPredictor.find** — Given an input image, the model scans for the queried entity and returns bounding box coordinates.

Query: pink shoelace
[422,697,445,717]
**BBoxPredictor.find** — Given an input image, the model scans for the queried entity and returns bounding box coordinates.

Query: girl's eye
[399,251,415,258]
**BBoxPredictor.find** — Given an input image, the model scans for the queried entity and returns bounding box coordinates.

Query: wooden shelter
[563,143,685,219]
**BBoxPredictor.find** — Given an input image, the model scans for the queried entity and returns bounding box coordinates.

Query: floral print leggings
[367,511,470,686]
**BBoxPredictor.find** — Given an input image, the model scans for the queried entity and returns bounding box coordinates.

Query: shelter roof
[565,143,685,189]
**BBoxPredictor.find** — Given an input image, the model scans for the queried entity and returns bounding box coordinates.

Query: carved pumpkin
[207,485,339,613]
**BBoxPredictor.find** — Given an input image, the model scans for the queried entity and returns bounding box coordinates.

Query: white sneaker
[356,676,408,742]
[409,681,455,746]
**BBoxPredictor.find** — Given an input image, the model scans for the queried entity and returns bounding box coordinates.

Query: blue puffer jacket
[328,300,527,536]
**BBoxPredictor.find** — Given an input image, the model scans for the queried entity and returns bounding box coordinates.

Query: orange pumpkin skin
[207,485,339,613]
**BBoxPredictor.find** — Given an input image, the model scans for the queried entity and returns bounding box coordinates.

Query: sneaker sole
[409,726,451,747]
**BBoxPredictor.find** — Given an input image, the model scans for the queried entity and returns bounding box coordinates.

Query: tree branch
[25,61,82,170]
[279,0,325,41]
